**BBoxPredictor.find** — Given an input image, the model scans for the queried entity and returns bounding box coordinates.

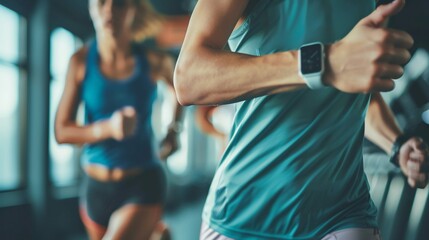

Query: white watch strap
[303,74,325,89]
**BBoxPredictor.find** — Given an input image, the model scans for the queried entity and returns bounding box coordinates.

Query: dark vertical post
[27,0,51,239]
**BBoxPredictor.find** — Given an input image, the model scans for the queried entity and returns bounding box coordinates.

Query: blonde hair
[132,0,163,42]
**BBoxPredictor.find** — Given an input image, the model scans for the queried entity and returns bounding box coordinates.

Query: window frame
[0,4,28,194]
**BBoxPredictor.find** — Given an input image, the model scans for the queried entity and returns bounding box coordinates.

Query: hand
[325,0,413,93]
[109,106,138,141]
[159,129,179,161]
[398,137,429,189]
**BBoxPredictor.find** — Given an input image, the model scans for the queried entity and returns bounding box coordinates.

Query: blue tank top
[81,40,159,169]
[203,0,378,239]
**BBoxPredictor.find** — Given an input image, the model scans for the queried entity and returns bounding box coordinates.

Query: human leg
[79,205,107,240]
[103,204,162,240]
[81,165,167,240]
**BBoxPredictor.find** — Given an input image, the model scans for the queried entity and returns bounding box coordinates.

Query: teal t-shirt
[202,0,378,239]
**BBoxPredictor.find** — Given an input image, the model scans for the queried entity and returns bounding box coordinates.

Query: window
[0,4,26,191]
[49,28,82,186]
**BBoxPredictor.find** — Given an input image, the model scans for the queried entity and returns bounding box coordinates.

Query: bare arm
[174,0,304,105]
[150,52,185,159]
[151,52,184,126]
[365,93,429,188]
[174,0,413,106]
[195,106,226,139]
[165,55,184,126]
[54,48,114,144]
[364,92,402,153]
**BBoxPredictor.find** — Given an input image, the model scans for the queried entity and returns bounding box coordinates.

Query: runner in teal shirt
[203,1,377,238]
[175,0,428,239]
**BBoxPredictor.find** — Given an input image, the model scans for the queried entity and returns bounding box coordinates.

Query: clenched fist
[398,137,429,189]
[109,106,138,141]
[325,0,413,93]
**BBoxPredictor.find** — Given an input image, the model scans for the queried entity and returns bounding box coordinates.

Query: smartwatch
[299,42,326,89]
[389,134,411,167]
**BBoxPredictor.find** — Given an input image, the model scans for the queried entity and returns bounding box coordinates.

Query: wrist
[323,43,338,87]
[92,121,110,140]
[168,122,183,134]
[107,118,116,138]
[389,133,411,167]
[92,124,102,139]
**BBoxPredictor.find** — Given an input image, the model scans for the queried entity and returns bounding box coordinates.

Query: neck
[96,32,133,64]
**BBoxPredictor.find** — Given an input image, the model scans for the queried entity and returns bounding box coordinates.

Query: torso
[75,41,167,181]
[74,45,164,85]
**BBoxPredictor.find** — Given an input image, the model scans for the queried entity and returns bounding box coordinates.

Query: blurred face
[89,0,137,38]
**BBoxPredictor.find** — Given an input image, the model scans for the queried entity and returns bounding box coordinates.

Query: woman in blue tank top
[54,0,182,239]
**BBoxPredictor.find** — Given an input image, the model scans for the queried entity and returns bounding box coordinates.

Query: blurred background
[0,0,428,239]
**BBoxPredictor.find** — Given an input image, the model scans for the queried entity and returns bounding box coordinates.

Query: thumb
[360,0,405,27]
[122,106,136,117]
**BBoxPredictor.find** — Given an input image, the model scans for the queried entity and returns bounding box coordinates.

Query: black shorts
[80,165,167,227]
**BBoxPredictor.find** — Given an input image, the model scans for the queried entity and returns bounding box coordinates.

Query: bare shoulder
[68,46,89,84]
[146,49,171,69]
[145,49,175,84]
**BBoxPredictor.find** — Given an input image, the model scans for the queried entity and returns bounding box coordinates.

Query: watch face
[300,44,322,74]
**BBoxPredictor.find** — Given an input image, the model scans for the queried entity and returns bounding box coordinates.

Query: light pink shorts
[200,222,381,240]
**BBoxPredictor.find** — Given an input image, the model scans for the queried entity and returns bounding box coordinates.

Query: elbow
[174,60,195,106]
[55,131,65,145]
[173,53,207,106]
[54,124,67,144]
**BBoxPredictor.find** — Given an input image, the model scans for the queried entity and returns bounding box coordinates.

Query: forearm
[365,92,402,154]
[159,101,183,159]
[172,101,183,124]
[166,101,185,134]
[195,107,225,139]
[199,123,225,139]
[55,120,112,145]
[174,47,305,105]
